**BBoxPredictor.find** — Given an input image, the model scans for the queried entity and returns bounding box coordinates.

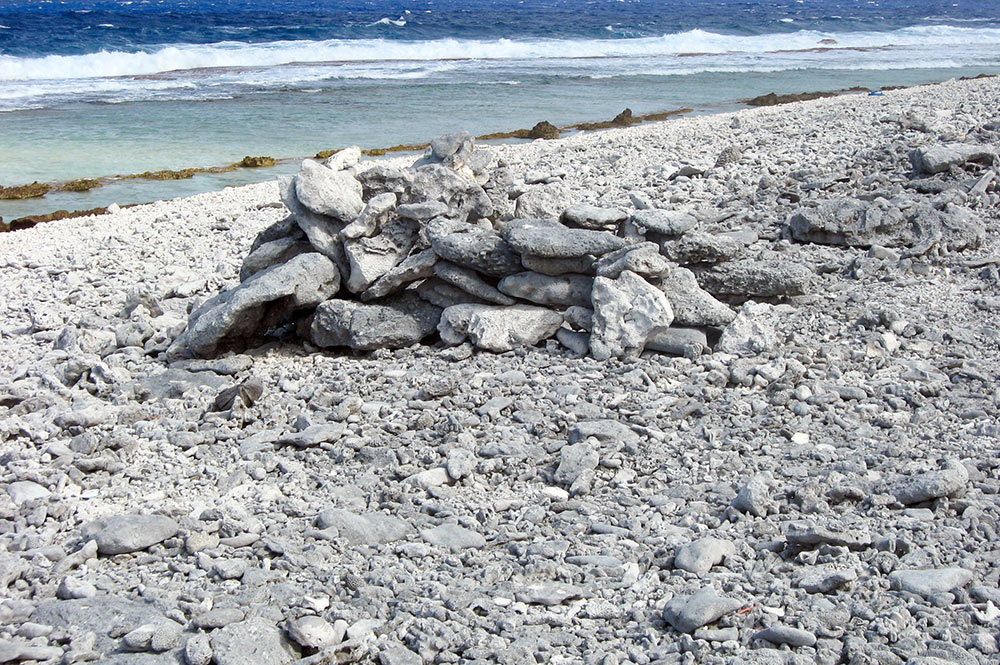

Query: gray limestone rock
[659,267,735,327]
[322,145,361,171]
[313,509,414,546]
[797,567,858,594]
[306,292,442,351]
[561,203,629,230]
[557,328,589,355]
[662,587,744,634]
[82,514,179,555]
[594,242,672,280]
[172,252,340,357]
[645,327,709,356]
[430,131,474,162]
[420,523,486,551]
[249,214,303,253]
[892,459,969,505]
[280,176,349,273]
[57,576,97,599]
[674,537,736,574]
[728,650,812,665]
[732,473,774,517]
[503,218,626,259]
[694,627,740,642]
[785,522,872,550]
[122,620,182,652]
[434,261,516,305]
[356,164,415,199]
[31,597,168,655]
[445,448,477,480]
[567,420,641,448]
[0,643,59,663]
[286,616,342,650]
[629,209,697,236]
[590,270,673,360]
[696,260,811,298]
[343,216,419,293]
[277,423,347,448]
[380,645,423,665]
[906,203,984,253]
[514,182,573,219]
[194,608,245,629]
[515,582,586,606]
[416,277,491,309]
[563,305,594,331]
[341,192,397,240]
[716,302,782,357]
[660,230,745,264]
[427,219,522,277]
[239,237,313,282]
[788,198,984,253]
[211,618,299,665]
[397,200,450,221]
[788,198,905,248]
[498,272,593,308]
[295,159,364,220]
[909,143,997,174]
[185,633,213,665]
[755,625,817,648]
[361,249,438,301]
[889,568,973,596]
[6,481,50,506]
[554,441,599,487]
[521,253,596,276]
[438,304,563,352]
[406,164,492,221]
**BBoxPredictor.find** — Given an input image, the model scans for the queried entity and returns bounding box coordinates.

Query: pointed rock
[171,253,339,357]
[590,270,673,360]
[295,159,364,220]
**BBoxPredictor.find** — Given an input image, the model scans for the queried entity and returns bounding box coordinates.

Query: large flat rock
[503,218,625,259]
[171,252,340,357]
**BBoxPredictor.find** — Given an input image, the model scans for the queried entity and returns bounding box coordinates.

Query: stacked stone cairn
[171,132,814,360]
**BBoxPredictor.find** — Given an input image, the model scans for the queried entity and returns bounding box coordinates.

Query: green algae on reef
[478,120,562,141]
[0,182,52,200]
[60,179,103,192]
[1,206,109,232]
[235,156,277,168]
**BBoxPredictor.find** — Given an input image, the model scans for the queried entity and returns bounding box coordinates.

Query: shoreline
[6,72,993,232]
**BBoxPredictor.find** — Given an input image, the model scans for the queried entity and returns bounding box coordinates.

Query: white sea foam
[1,25,999,82]
[369,17,407,27]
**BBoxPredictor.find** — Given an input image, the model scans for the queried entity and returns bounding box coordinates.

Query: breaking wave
[2,25,999,82]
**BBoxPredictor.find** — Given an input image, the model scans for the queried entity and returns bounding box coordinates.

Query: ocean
[2,0,999,222]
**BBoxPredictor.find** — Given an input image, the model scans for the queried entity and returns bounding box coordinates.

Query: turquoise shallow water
[2,0,999,222]
[2,64,996,223]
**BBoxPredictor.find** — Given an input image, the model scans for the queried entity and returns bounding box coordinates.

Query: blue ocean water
[2,0,999,219]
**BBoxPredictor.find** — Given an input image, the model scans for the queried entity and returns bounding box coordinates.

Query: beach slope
[1,77,999,664]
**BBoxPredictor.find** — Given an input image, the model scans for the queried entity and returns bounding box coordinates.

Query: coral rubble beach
[1,77,1000,664]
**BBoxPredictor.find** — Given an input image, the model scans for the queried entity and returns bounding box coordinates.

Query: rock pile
[2,77,1000,665]
[172,133,812,360]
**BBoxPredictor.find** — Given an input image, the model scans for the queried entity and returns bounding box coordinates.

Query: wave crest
[2,25,999,82]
